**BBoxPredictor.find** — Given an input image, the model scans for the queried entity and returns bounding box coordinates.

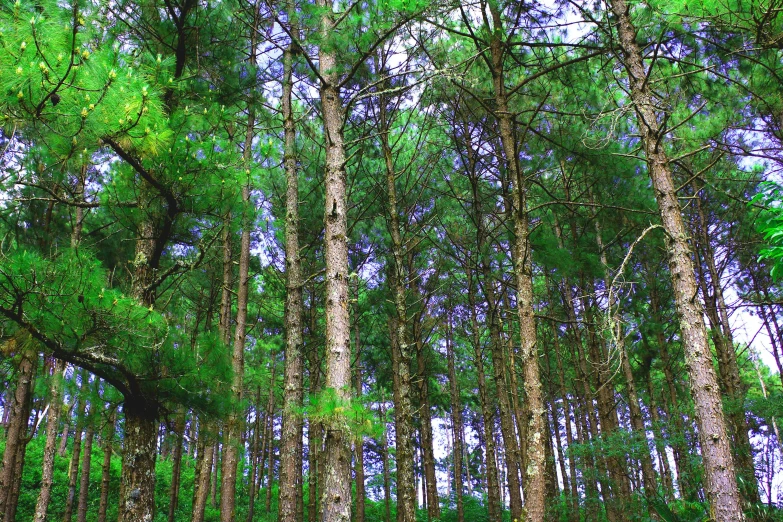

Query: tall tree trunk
[219,2,258,517]
[279,5,305,517]
[247,390,262,522]
[353,293,366,522]
[609,1,744,517]
[691,188,758,503]
[484,7,546,518]
[414,317,440,521]
[33,358,66,522]
[378,76,416,522]
[467,269,502,522]
[316,1,352,519]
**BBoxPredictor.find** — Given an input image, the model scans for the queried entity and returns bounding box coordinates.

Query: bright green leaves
[304,387,386,441]
[751,181,783,280]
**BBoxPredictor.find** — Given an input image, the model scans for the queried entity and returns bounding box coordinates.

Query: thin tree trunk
[168,412,186,522]
[247,390,262,522]
[97,410,116,522]
[33,358,66,522]
[377,75,416,522]
[609,1,744,517]
[354,295,366,522]
[446,310,465,522]
[76,423,95,522]
[467,268,502,522]
[64,374,89,522]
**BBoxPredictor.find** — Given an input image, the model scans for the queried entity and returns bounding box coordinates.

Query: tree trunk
[33,358,66,522]
[279,6,305,517]
[76,423,95,522]
[467,269,502,522]
[0,341,35,521]
[316,1,352,519]
[484,7,545,518]
[354,297,366,522]
[414,318,440,521]
[446,310,465,522]
[167,412,186,522]
[608,1,744,517]
[64,374,89,522]
[97,410,116,522]
[119,398,159,522]
[247,391,262,522]
[191,421,214,522]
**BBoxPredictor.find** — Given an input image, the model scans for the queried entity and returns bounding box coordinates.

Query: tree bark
[0,339,35,521]
[97,410,116,522]
[33,358,66,522]
[279,5,305,517]
[191,421,214,522]
[63,373,89,522]
[167,412,186,522]
[484,6,546,518]
[316,1,353,519]
[119,398,159,522]
[446,310,465,522]
[76,422,95,522]
[608,0,744,517]
[467,269,502,522]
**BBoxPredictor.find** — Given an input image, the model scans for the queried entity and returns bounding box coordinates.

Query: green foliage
[752,181,783,280]
[304,387,386,441]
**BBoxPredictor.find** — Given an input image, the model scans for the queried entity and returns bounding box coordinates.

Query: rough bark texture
[609,0,744,518]
[167,413,186,522]
[279,8,305,518]
[33,358,66,522]
[191,422,214,522]
[120,399,159,522]
[483,6,546,519]
[0,341,35,521]
[317,2,353,519]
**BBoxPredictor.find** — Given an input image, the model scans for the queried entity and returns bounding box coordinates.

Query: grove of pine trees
[3,0,783,521]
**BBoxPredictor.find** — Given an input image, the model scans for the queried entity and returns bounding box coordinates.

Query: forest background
[2,0,783,521]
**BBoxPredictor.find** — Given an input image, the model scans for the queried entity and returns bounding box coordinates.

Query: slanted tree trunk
[33,358,66,522]
[484,6,546,518]
[608,1,744,517]
[0,338,36,520]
